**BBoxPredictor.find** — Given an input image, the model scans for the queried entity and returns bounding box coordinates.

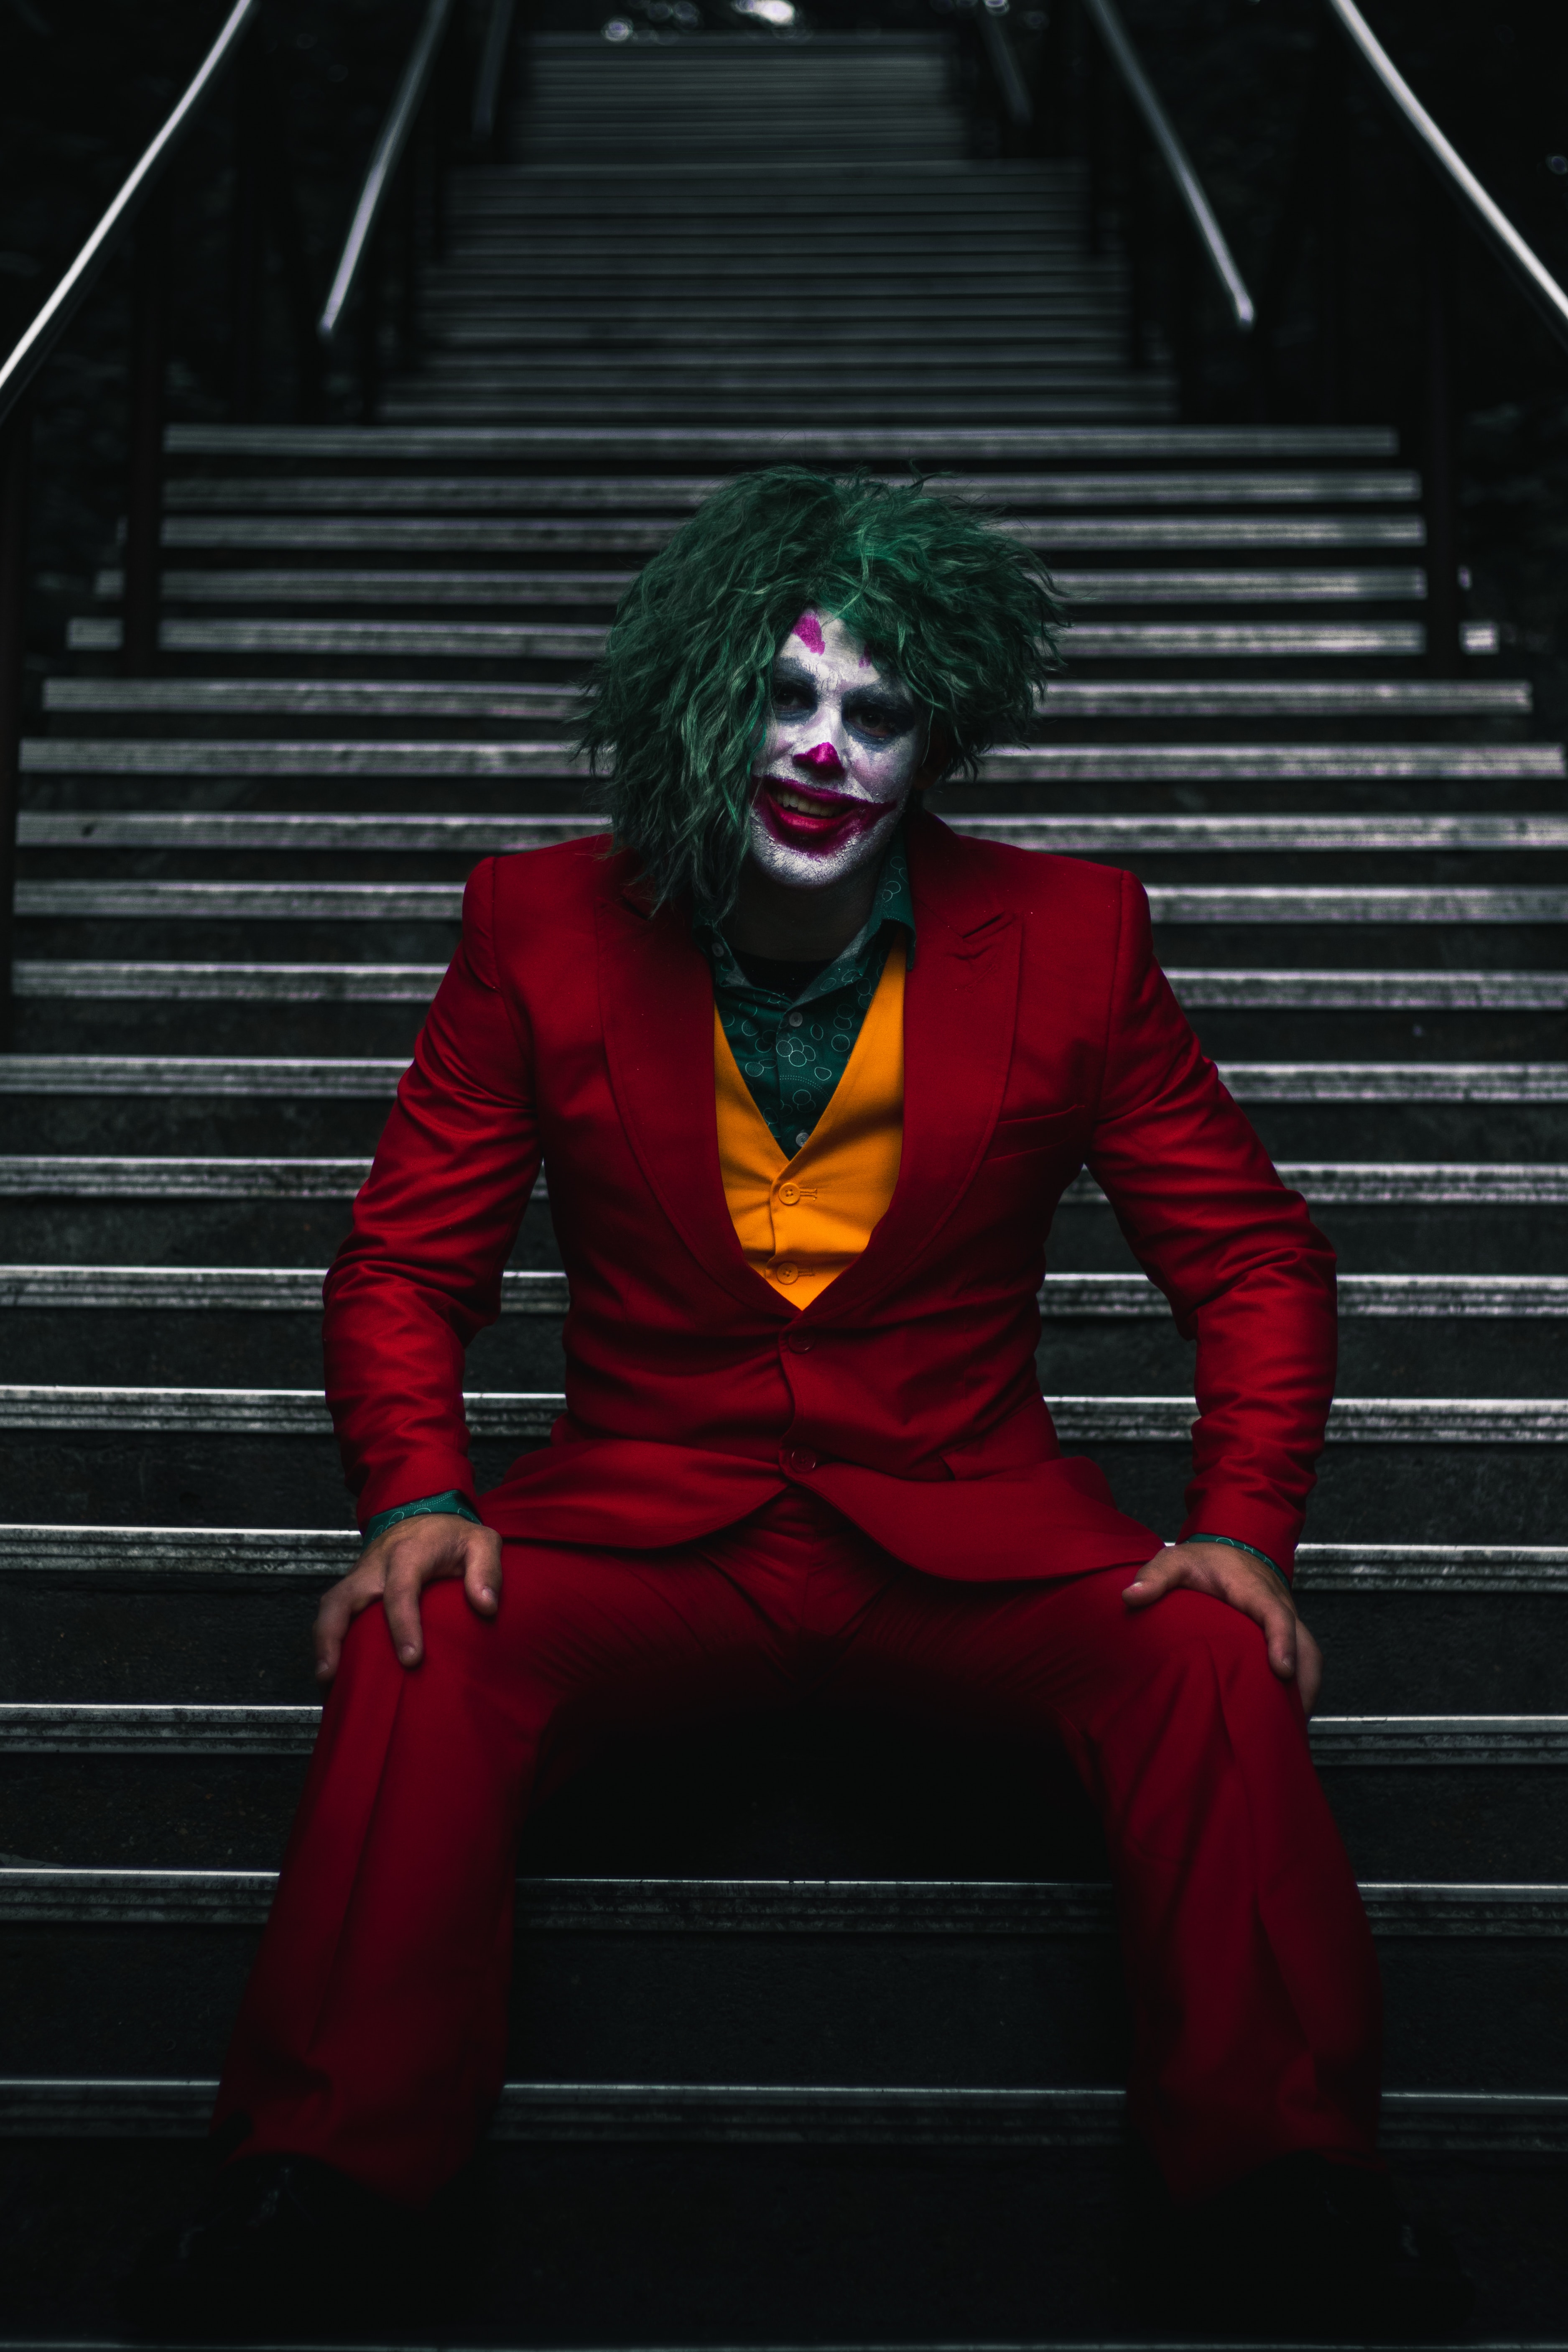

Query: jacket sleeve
[322,858,540,1525]
[1083,870,1336,1581]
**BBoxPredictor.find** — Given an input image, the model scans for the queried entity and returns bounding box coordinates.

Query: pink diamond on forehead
[792,610,826,655]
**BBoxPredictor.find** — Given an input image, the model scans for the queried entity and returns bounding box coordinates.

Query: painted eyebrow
[769,657,819,693]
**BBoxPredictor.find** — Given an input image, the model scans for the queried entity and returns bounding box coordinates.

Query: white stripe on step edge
[3,1058,1564,1100]
[3,1267,1566,1317]
[3,1529,1564,1591]
[0,1390,1562,1440]
[0,2074,1561,2148]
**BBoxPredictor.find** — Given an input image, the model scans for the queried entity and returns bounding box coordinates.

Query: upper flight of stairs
[1,27,1565,2337]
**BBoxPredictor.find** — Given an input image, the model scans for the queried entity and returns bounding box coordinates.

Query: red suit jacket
[323,808,1337,1584]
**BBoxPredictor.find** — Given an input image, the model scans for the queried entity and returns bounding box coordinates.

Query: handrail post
[0,397,29,1048]
[1420,178,1461,676]
[122,195,169,676]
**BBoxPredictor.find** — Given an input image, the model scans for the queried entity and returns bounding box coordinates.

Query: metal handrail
[0,0,261,431]
[318,0,456,342]
[1079,0,1254,334]
[1326,0,1568,357]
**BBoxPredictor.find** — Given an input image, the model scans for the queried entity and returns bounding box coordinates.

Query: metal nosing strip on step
[3,1057,1564,1101]
[92,563,1433,605]
[0,1389,1562,1442]
[14,965,1568,1013]
[15,881,1567,923]
[4,1156,1566,1203]
[0,1868,1564,1936]
[0,2073,1562,2150]
[40,675,1531,718]
[0,1703,1563,1759]
[153,468,1423,510]
[22,804,1568,844]
[69,617,1478,657]
[3,1526,1564,1592]
[3,1266,1567,1317]
[162,423,1405,458]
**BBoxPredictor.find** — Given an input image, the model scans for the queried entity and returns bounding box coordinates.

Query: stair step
[22,808,1567,848]
[15,964,1565,1013]
[90,566,1434,608]
[2,1700,1565,1760]
[0,1386,1561,1442]
[164,423,1405,460]
[4,1524,1562,1590]
[62,616,1495,659]
[154,514,1428,553]
[0,1156,1560,1204]
[16,879,1565,923]
[2,1055,1560,1101]
[2,1865,1563,1934]
[2,2074,1561,2150]
[158,468,1422,510]
[42,676,1531,721]
[5,1265,1562,1318]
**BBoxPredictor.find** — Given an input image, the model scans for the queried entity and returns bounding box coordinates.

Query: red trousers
[215,1490,1381,2207]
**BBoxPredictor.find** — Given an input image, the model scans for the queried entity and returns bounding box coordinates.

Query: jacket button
[773,1261,799,1285]
[788,1446,818,1473]
[785,1328,813,1353]
[777,1181,801,1205]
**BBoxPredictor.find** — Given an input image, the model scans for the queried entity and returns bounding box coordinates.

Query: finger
[382,1558,429,1668]
[463,1531,503,1617]
[313,1565,380,1682]
[1296,1620,1324,1716]
[1122,1547,1185,1608]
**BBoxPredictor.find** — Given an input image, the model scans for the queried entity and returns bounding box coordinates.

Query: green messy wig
[576,467,1064,915]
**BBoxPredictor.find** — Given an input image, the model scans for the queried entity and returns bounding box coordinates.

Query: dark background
[4,0,1568,714]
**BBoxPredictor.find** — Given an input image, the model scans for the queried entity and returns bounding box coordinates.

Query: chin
[747,825,887,892]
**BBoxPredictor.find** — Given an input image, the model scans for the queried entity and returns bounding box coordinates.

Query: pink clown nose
[795,741,845,775]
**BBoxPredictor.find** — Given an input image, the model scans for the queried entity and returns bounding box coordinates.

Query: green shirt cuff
[362,1491,482,1544]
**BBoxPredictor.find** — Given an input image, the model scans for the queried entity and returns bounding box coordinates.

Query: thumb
[1123,1546,1180,1610]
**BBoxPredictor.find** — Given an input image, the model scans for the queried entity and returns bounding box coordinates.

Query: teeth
[774,786,839,816]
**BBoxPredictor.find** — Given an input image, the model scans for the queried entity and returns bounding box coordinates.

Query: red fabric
[215,1492,1381,2207]
[322,809,1337,1582]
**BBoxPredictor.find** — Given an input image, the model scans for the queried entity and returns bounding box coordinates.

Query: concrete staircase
[1,26,1565,2336]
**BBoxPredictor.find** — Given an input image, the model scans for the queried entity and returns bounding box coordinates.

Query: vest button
[773,1261,799,1285]
[788,1446,818,1473]
[777,1181,801,1205]
[785,1329,813,1353]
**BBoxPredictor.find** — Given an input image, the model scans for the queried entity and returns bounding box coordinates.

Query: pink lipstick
[756,775,892,852]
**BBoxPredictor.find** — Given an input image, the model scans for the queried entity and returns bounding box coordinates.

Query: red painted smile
[757,775,892,852]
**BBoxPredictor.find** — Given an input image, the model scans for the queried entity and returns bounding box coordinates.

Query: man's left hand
[1122,1540,1323,1715]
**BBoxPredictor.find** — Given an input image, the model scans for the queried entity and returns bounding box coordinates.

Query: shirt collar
[696,821,917,1001]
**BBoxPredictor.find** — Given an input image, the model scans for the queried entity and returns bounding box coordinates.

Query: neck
[724,852,880,964]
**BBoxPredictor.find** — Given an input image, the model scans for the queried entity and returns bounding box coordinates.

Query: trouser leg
[828,1564,1382,2201]
[214,1533,798,2204]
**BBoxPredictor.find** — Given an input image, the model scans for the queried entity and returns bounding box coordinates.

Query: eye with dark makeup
[845,691,916,741]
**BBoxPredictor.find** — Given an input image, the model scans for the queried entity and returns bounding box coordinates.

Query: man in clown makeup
[129,470,1464,2333]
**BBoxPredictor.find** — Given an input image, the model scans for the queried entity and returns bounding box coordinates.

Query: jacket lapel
[806,808,1022,1322]
[596,880,781,1316]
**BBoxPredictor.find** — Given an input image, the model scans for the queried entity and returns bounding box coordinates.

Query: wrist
[362,1491,482,1546]
[1183,1532,1290,1593]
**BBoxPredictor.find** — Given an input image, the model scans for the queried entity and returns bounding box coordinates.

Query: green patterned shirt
[694,829,917,1157]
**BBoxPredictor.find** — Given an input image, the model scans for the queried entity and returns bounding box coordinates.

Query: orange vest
[713,939,905,1309]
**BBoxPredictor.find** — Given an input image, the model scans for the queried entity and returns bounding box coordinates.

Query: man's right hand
[314,1512,503,1683]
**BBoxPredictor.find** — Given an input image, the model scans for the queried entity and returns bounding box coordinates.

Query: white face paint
[747,608,926,893]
